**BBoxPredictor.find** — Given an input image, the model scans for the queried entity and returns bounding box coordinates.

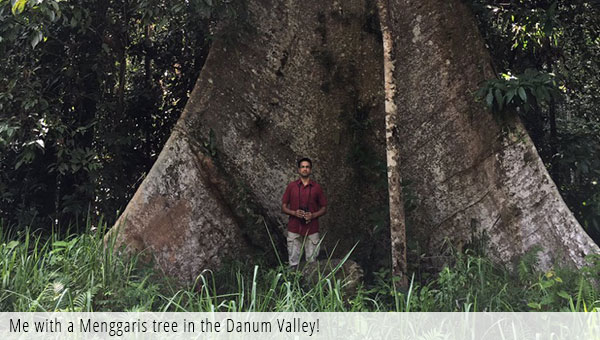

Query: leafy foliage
[371,248,600,312]
[471,0,600,243]
[477,69,559,116]
[0,0,245,229]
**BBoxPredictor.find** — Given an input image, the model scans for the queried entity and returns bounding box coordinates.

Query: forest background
[1,0,600,312]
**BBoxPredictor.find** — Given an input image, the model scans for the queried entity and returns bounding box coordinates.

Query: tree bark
[107,0,598,282]
[107,0,389,282]
[385,0,598,269]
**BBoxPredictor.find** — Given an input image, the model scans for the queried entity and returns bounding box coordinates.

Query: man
[281,158,327,267]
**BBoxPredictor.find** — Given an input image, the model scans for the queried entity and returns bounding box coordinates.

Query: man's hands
[294,209,312,223]
[283,204,322,224]
[303,211,312,224]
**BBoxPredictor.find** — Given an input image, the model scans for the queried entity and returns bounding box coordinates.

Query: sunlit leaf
[31,31,43,49]
[11,0,27,15]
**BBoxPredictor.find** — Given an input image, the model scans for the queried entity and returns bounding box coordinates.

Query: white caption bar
[1,312,599,340]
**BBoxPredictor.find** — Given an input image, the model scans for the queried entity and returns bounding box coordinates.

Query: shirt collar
[296,178,313,187]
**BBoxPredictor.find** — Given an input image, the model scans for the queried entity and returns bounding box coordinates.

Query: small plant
[476,69,559,117]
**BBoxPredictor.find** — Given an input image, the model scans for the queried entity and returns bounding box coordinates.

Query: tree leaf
[494,88,503,111]
[506,88,516,104]
[52,241,69,248]
[557,290,570,300]
[485,91,494,108]
[541,279,554,289]
[6,240,19,250]
[518,87,527,101]
[11,0,27,15]
[31,31,43,49]
[51,0,60,13]
[540,86,551,102]
[535,86,546,102]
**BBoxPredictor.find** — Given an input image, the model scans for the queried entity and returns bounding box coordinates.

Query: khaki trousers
[287,231,320,266]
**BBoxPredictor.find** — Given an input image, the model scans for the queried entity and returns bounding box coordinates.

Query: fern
[516,246,541,284]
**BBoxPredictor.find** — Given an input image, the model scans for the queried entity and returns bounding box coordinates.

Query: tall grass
[1,218,599,312]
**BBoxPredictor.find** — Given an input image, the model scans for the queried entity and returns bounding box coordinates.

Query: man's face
[298,161,312,178]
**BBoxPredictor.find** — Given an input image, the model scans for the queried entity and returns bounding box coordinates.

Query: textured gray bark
[107,131,250,282]
[108,0,598,282]
[108,0,389,282]
[385,0,599,268]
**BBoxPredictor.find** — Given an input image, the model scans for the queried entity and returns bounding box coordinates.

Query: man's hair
[297,157,312,168]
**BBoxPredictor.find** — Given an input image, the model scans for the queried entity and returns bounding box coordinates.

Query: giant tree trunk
[108,0,389,282]
[384,0,598,268]
[107,0,598,282]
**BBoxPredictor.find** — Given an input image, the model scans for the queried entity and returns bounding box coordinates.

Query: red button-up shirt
[282,179,327,235]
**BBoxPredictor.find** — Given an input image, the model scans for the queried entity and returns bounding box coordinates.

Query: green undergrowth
[1,219,599,312]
